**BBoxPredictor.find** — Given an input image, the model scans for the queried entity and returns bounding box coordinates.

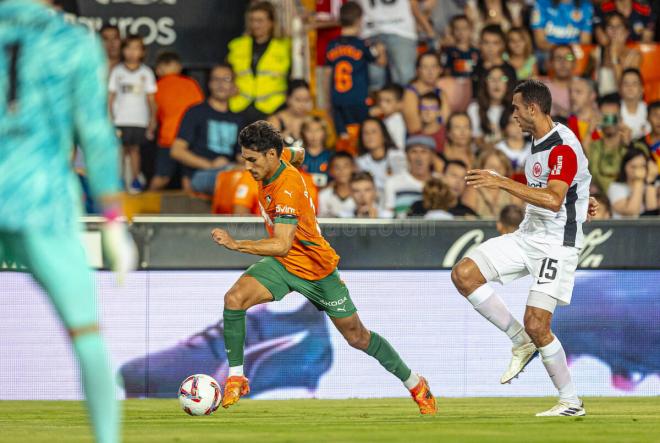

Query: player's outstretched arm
[466,169,568,213]
[212,222,297,257]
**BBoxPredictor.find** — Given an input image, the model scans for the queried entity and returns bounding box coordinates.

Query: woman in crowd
[441,112,476,169]
[402,52,451,134]
[608,148,658,218]
[267,79,314,145]
[355,117,407,196]
[462,149,522,218]
[619,68,649,140]
[505,27,538,80]
[467,65,516,150]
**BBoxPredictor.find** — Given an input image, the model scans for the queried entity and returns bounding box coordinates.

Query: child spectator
[151,51,204,191]
[442,112,476,168]
[340,171,389,218]
[467,65,515,150]
[441,14,480,78]
[318,152,356,217]
[531,0,593,52]
[608,148,658,218]
[496,203,524,234]
[408,177,456,220]
[419,92,446,153]
[108,34,157,193]
[355,117,406,196]
[590,192,612,220]
[620,68,649,140]
[301,115,333,188]
[494,111,531,174]
[504,27,537,80]
[376,84,406,150]
[471,25,517,99]
[326,2,385,139]
[267,79,313,145]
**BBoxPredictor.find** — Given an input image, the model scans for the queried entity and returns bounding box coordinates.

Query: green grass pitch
[0,397,658,443]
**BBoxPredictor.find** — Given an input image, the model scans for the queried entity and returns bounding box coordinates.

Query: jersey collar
[263,160,286,186]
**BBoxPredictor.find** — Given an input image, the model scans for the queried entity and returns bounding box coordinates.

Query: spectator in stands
[108,34,157,194]
[590,192,613,219]
[402,52,450,134]
[442,112,476,168]
[441,159,478,216]
[568,76,600,151]
[355,117,407,195]
[227,1,290,123]
[356,0,418,88]
[383,135,436,218]
[376,84,406,150]
[408,177,457,219]
[496,203,524,234]
[99,24,121,71]
[151,51,204,191]
[608,148,658,218]
[428,0,467,48]
[267,79,313,145]
[419,92,446,153]
[312,0,347,110]
[631,100,660,173]
[441,14,480,79]
[462,149,521,218]
[504,27,537,80]
[594,0,656,45]
[587,12,642,97]
[318,152,356,217]
[495,110,531,173]
[620,68,649,140]
[531,0,593,52]
[170,64,244,194]
[587,94,634,193]
[471,25,517,100]
[465,0,526,37]
[341,171,388,218]
[543,44,577,119]
[467,65,515,150]
[326,2,386,140]
[300,115,333,188]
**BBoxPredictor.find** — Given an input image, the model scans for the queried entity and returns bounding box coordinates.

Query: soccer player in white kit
[452,80,595,416]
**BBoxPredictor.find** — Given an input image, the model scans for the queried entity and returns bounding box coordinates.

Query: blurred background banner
[61,0,247,66]
[1,270,658,400]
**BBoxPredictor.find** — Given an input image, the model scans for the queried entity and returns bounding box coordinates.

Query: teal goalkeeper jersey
[0,0,120,232]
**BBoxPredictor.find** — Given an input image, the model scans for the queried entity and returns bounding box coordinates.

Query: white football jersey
[518,123,592,248]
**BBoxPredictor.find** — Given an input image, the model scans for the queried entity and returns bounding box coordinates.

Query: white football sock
[403,372,420,390]
[228,365,244,377]
[467,285,531,347]
[539,336,580,405]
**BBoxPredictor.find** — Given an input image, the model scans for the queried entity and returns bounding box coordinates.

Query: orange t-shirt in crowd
[155,74,204,147]
[258,160,339,280]
[211,169,245,214]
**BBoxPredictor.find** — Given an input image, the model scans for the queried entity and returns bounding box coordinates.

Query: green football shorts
[245,257,357,318]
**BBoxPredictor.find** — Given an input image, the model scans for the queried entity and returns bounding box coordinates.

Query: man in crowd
[442,159,478,217]
[543,45,577,119]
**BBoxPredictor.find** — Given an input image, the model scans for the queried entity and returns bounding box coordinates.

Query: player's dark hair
[621,68,643,85]
[329,151,355,168]
[450,14,471,28]
[598,93,621,108]
[443,159,469,174]
[238,120,283,156]
[379,83,404,101]
[120,34,145,62]
[340,1,363,27]
[420,91,441,106]
[358,117,397,155]
[156,51,181,66]
[498,204,524,229]
[481,24,506,42]
[513,79,552,115]
[648,100,660,114]
[350,171,375,185]
[616,148,650,183]
[248,1,276,22]
[287,79,310,97]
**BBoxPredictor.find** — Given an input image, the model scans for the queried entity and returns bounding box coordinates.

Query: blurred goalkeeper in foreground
[0,1,137,442]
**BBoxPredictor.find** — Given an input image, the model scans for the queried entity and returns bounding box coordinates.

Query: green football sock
[364,331,412,382]
[223,308,247,367]
[72,333,119,443]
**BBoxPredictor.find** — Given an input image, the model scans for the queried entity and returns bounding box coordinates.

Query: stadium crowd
[94,0,660,220]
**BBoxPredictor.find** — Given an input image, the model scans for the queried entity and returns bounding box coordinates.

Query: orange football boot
[409,376,437,415]
[222,375,250,409]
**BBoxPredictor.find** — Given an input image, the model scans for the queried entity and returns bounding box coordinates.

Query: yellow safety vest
[227,35,291,115]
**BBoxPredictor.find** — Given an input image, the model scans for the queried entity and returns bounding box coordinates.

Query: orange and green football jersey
[258,160,339,281]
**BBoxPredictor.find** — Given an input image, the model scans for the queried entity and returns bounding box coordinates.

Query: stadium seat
[211,169,245,214]
[570,44,595,76]
[635,43,660,102]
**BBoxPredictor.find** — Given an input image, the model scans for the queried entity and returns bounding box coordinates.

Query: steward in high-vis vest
[227,34,291,116]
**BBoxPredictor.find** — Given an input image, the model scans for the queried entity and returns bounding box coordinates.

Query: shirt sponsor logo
[276,204,296,215]
[533,161,543,177]
[318,296,348,308]
[551,155,563,175]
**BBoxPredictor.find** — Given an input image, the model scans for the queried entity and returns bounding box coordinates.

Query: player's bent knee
[345,332,369,350]
[451,258,480,295]
[224,289,248,310]
[524,318,550,342]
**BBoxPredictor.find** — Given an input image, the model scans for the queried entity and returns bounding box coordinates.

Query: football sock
[364,331,412,383]
[403,372,421,390]
[539,336,580,405]
[467,285,531,347]
[73,332,119,443]
[228,365,244,377]
[223,308,246,367]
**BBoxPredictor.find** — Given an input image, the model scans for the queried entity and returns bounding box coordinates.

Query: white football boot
[500,342,538,384]
[536,401,586,417]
